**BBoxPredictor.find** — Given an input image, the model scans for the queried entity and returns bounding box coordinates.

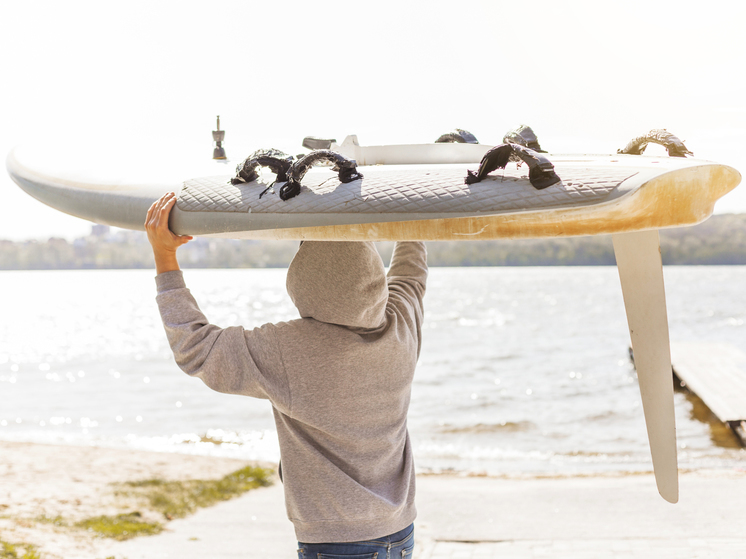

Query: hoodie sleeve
[154,271,290,412]
[387,241,427,315]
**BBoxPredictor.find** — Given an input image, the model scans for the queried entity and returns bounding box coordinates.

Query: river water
[1,266,744,476]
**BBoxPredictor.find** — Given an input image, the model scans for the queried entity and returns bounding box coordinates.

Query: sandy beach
[2,440,746,559]
[0,440,274,559]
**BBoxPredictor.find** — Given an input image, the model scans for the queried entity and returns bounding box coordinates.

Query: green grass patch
[120,465,272,519]
[34,515,67,527]
[15,465,272,544]
[75,512,162,541]
[0,539,41,559]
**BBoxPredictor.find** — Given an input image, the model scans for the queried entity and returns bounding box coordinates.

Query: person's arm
[145,193,290,408]
[387,241,428,301]
[386,241,428,357]
[154,272,290,406]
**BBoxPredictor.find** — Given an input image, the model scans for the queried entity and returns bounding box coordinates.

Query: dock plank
[670,342,746,423]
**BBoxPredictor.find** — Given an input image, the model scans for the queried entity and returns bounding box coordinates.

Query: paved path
[101,471,746,559]
[415,472,746,559]
[422,538,746,558]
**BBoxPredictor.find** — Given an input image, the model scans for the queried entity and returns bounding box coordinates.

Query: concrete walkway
[101,471,746,559]
[415,472,746,558]
[99,480,296,558]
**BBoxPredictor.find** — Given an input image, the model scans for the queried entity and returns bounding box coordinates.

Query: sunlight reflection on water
[1,266,744,475]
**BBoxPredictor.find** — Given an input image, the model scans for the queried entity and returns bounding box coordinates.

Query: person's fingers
[147,194,170,233]
[158,194,175,215]
[154,194,173,229]
[176,235,192,247]
[151,203,161,230]
[159,196,177,231]
[145,199,159,228]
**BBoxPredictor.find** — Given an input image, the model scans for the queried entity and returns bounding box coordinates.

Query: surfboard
[6,136,739,241]
[5,136,742,504]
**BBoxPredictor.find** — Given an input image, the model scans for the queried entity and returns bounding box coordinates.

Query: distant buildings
[90,224,111,238]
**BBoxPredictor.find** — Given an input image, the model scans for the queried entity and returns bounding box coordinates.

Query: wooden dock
[669,342,746,446]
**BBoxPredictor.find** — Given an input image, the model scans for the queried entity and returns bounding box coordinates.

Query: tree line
[1,213,744,270]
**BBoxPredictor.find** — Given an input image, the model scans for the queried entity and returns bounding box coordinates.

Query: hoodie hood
[286,241,388,329]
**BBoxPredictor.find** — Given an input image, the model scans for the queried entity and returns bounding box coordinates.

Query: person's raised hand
[145,192,193,273]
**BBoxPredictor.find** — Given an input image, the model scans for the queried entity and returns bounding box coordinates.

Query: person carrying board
[145,192,428,557]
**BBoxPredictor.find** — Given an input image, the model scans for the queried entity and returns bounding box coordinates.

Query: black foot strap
[280,150,363,201]
[617,129,693,157]
[503,125,546,152]
[231,149,295,185]
[465,144,561,190]
[435,129,479,144]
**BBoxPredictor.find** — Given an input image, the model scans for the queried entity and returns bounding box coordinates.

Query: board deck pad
[178,165,638,216]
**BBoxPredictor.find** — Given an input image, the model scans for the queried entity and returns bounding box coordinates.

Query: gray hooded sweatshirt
[155,241,427,543]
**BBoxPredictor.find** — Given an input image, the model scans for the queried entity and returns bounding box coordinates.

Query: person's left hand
[145,192,193,254]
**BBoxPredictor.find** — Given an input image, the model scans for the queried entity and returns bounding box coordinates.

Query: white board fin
[613,230,679,503]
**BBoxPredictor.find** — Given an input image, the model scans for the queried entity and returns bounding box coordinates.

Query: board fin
[613,230,679,503]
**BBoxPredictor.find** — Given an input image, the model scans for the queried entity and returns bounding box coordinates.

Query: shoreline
[4,435,742,482]
[2,440,745,559]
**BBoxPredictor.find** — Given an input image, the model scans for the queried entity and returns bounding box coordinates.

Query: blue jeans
[297,523,414,559]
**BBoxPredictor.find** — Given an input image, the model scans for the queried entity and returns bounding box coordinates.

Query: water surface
[1,266,744,475]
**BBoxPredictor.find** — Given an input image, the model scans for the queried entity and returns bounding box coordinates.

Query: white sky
[1,0,745,240]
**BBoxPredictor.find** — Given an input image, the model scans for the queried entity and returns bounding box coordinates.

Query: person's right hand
[145,192,193,254]
[145,192,192,273]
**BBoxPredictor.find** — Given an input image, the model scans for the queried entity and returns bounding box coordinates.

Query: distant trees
[657,213,746,264]
[1,214,745,270]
